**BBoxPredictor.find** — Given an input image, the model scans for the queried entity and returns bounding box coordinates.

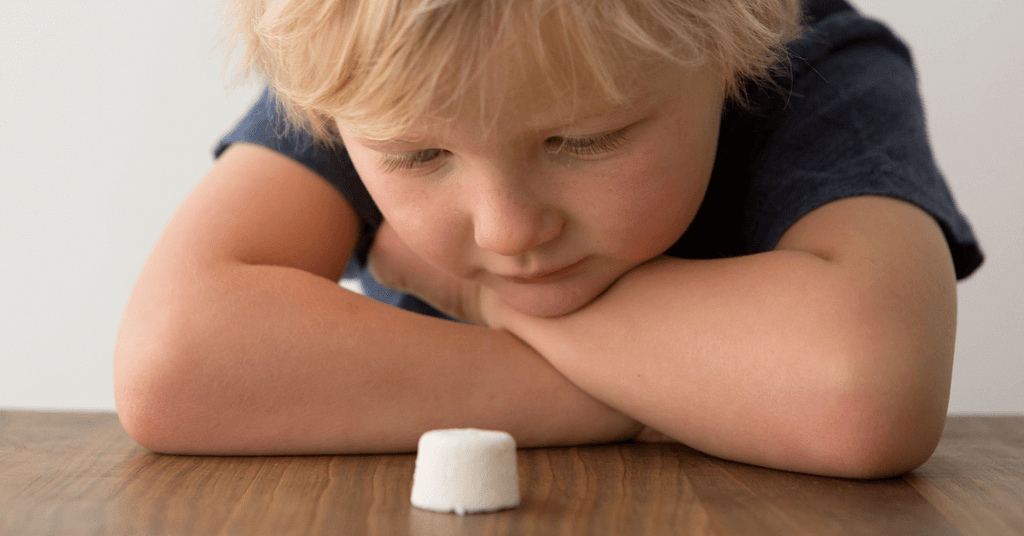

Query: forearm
[114,262,640,455]
[496,252,953,478]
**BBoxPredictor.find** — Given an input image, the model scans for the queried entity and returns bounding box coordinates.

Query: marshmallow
[410,428,520,515]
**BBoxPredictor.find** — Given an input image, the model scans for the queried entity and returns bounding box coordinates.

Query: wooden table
[1,411,1022,535]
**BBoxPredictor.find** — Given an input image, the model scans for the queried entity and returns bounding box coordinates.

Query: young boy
[114,0,983,479]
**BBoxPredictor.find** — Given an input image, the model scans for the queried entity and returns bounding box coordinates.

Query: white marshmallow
[410,428,520,515]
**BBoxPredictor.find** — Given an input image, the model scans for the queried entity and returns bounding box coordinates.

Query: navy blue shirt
[215,0,983,319]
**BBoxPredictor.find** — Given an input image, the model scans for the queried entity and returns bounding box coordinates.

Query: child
[114,0,983,479]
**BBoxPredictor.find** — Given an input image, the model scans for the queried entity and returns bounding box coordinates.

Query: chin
[500,283,603,318]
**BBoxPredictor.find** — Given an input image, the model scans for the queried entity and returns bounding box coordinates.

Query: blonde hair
[228,0,805,143]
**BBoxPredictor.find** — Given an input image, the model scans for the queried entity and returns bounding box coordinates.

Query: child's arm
[113,143,641,455]
[379,196,957,479]
[498,196,957,479]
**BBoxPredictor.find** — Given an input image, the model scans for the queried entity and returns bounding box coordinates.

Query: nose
[471,179,564,257]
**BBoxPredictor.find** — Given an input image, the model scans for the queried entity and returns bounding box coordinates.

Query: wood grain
[1,411,1022,535]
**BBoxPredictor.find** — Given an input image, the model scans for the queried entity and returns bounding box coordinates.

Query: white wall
[1,0,1021,413]
[1,0,261,410]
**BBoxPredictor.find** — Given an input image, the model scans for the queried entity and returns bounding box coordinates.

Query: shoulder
[790,0,911,70]
[698,0,984,280]
[216,88,384,264]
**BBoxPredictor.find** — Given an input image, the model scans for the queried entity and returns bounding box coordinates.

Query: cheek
[576,146,710,259]
[340,139,468,271]
[360,176,467,272]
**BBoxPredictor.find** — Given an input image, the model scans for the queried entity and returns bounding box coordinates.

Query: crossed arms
[114,144,957,478]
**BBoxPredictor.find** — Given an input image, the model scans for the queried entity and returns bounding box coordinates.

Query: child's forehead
[401,99,642,144]
[364,61,689,144]
[363,86,648,146]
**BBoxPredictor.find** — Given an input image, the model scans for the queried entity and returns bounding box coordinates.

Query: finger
[367,221,408,291]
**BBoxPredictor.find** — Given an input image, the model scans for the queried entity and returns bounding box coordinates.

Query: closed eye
[376,125,631,173]
[379,148,447,173]
[547,127,630,157]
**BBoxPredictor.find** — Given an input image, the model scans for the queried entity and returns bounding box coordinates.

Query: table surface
[1,411,1022,535]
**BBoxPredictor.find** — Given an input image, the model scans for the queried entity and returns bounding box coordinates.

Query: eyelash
[379,148,446,173]
[378,128,630,173]
[547,128,630,157]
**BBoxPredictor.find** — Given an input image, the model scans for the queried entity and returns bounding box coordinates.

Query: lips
[496,258,588,284]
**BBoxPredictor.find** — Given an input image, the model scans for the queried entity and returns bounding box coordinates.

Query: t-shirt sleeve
[212,87,382,265]
[742,8,984,279]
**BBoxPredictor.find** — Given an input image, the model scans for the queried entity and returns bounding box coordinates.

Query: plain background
[1,0,1021,414]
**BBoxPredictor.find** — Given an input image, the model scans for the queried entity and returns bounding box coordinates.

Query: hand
[368,221,496,326]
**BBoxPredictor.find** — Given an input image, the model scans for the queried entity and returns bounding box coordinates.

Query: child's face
[339,66,725,317]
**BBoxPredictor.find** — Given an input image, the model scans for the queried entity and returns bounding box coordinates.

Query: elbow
[114,376,188,455]
[823,404,945,480]
[115,386,181,455]
[814,346,952,480]
[114,364,179,454]
[114,313,210,455]
[777,385,945,480]
[816,276,954,479]
[826,405,945,480]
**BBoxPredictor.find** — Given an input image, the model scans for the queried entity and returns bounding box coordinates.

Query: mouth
[496,257,588,285]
